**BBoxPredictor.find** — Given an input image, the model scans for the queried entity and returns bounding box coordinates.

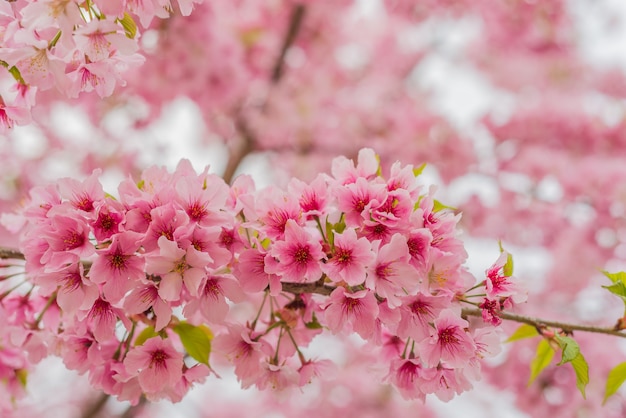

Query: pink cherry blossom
[266,220,325,283]
[420,310,476,368]
[123,337,184,395]
[321,228,374,286]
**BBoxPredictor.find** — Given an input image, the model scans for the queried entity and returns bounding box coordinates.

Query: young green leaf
[604,361,626,404]
[173,322,213,366]
[554,335,580,365]
[529,339,555,385]
[602,282,626,302]
[506,324,539,342]
[134,325,158,346]
[602,271,626,285]
[570,353,589,399]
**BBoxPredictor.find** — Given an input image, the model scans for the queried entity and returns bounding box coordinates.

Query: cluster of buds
[0,148,526,406]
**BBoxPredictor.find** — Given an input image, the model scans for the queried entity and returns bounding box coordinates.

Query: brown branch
[282,281,335,296]
[222,4,307,184]
[80,393,109,418]
[462,307,626,338]
[3,244,625,338]
[0,248,25,260]
[271,4,306,83]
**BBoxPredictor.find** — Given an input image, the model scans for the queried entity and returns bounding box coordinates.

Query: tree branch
[271,4,306,83]
[0,248,24,260]
[80,393,109,418]
[462,307,626,338]
[222,4,306,184]
[3,245,625,338]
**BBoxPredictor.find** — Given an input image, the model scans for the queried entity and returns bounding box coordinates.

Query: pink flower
[419,310,476,368]
[91,201,124,242]
[142,204,189,251]
[396,292,451,342]
[331,148,379,185]
[323,288,379,340]
[255,361,299,391]
[124,284,172,332]
[385,358,436,401]
[89,232,145,303]
[81,298,128,343]
[266,220,325,283]
[335,177,387,227]
[57,170,105,213]
[256,187,302,239]
[146,236,211,301]
[41,214,94,265]
[287,174,330,218]
[73,20,138,62]
[183,274,244,324]
[36,263,98,316]
[366,234,418,307]
[485,251,527,303]
[235,247,282,295]
[124,337,184,395]
[321,228,374,286]
[175,174,229,226]
[212,325,273,388]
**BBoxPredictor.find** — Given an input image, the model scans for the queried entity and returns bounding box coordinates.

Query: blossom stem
[251,290,269,330]
[32,292,57,328]
[462,307,626,338]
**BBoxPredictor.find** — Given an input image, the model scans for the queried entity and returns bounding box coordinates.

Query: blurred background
[3,0,626,416]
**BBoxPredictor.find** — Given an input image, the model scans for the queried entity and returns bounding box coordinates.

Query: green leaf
[413,163,427,177]
[173,322,213,366]
[554,335,580,365]
[602,282,626,302]
[604,361,626,403]
[134,325,158,346]
[506,324,539,342]
[118,12,138,39]
[570,353,589,399]
[529,339,555,385]
[602,271,626,285]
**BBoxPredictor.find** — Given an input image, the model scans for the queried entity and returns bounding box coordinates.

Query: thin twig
[462,307,626,338]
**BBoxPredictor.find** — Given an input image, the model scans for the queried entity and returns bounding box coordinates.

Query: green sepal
[118,12,138,39]
[16,369,27,388]
[413,163,427,177]
[432,199,456,212]
[529,339,555,385]
[506,324,538,342]
[305,313,322,329]
[1,61,25,85]
[604,361,626,404]
[173,322,213,366]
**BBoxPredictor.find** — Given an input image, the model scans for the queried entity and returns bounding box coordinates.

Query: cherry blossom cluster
[0,0,205,132]
[0,148,526,407]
